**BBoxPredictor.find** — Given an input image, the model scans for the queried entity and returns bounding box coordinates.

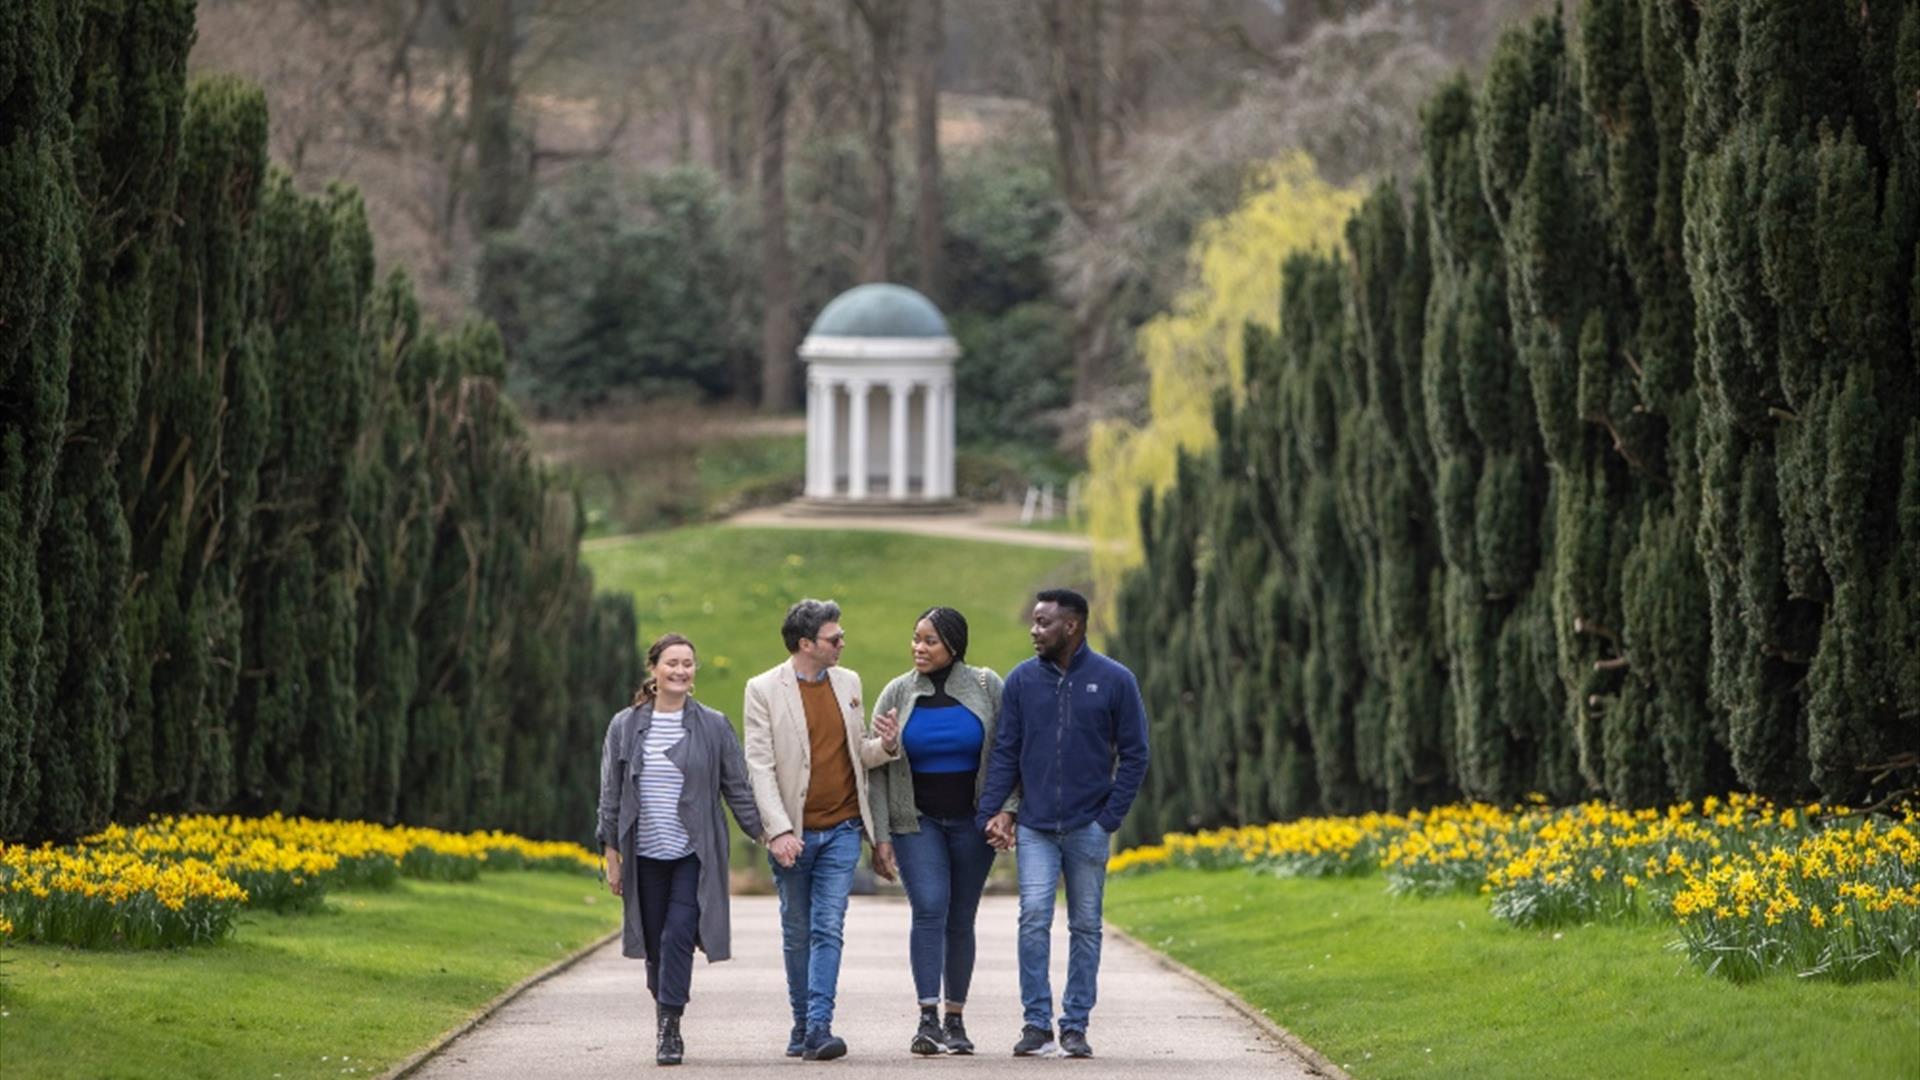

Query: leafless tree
[911,0,943,302]
[752,3,797,411]
[847,0,904,282]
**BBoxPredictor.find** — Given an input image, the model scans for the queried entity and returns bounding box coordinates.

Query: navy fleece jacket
[975,641,1149,835]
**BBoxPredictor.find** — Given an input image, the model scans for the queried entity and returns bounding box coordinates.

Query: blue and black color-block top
[900,666,983,819]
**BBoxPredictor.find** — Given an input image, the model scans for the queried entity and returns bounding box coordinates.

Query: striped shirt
[633,708,693,859]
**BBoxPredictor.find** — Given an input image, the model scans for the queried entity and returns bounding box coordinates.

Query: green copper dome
[806,283,950,338]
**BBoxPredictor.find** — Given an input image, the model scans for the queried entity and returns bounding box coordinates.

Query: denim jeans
[1015,820,1110,1033]
[769,818,863,1031]
[892,813,998,1005]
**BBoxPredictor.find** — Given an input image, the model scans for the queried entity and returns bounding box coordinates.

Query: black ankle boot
[656,1012,684,1065]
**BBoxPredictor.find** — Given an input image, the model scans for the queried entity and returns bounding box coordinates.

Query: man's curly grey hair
[781,598,842,653]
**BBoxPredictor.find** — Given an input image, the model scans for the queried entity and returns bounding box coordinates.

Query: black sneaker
[1058,1028,1092,1058]
[942,1013,974,1055]
[656,1013,684,1066]
[1012,1024,1055,1057]
[803,1028,848,1061]
[785,1022,807,1058]
[910,1013,946,1056]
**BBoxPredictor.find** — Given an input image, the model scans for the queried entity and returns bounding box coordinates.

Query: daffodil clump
[1110,794,1919,982]
[0,815,598,950]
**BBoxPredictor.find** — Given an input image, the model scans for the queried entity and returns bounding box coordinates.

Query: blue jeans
[1016,820,1110,1033]
[892,813,998,1006]
[769,818,862,1031]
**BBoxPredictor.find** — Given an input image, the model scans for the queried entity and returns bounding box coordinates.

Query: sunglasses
[814,632,847,646]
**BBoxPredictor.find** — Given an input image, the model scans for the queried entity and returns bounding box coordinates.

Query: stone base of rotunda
[786,496,970,517]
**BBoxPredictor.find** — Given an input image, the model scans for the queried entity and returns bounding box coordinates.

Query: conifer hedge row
[1,2,641,844]
[1110,0,1919,845]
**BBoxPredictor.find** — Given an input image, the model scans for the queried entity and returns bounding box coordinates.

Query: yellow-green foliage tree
[1085,154,1362,608]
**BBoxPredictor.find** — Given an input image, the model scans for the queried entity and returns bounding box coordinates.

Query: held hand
[769,832,804,868]
[985,811,1016,851]
[872,707,900,752]
[872,841,898,883]
[603,846,623,897]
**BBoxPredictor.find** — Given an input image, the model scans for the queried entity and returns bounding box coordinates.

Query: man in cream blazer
[743,598,898,1061]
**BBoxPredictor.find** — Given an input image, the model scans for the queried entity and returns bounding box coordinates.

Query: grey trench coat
[596,699,764,961]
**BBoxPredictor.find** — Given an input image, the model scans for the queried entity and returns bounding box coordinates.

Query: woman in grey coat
[597,632,764,1066]
[866,607,1016,1057]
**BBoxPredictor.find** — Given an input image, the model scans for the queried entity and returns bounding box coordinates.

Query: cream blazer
[742,658,898,842]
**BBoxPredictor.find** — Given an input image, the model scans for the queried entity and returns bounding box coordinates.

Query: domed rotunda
[797,283,960,509]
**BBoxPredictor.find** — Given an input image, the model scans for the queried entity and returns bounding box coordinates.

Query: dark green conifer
[0,0,85,838]
[31,0,194,840]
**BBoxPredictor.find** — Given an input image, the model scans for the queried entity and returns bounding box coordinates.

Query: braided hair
[917,606,969,664]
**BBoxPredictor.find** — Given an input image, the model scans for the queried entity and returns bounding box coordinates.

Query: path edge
[378,928,620,1080]
[1106,923,1353,1080]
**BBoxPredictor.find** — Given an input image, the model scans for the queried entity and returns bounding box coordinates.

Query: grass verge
[0,869,617,1080]
[1105,868,1919,1080]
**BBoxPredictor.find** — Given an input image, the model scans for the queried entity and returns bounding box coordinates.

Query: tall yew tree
[1680,0,1920,802]
[31,0,194,839]
[118,75,272,818]
[0,1,85,838]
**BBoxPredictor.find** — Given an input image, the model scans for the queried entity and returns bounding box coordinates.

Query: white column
[804,375,823,497]
[940,374,956,498]
[820,377,840,496]
[847,378,870,499]
[920,380,939,499]
[888,380,910,499]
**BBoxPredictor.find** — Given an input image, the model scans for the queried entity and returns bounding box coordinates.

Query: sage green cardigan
[867,662,1018,840]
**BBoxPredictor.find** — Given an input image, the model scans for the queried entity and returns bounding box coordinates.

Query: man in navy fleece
[977,588,1149,1059]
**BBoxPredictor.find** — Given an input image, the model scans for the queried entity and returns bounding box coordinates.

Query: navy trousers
[633,853,701,1011]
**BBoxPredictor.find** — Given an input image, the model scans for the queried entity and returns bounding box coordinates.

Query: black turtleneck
[922,665,959,707]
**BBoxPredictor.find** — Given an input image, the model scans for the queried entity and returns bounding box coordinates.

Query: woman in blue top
[866,607,1014,1056]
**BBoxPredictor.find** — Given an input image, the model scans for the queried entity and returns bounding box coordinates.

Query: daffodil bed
[1108,794,1919,983]
[0,815,598,949]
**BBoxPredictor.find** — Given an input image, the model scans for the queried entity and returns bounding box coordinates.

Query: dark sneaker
[910,1013,947,1056]
[803,1028,848,1061]
[1058,1028,1092,1058]
[656,1013,684,1066]
[941,1013,974,1055]
[785,1022,807,1058]
[1012,1024,1055,1057]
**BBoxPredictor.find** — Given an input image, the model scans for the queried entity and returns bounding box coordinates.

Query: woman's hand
[872,841,898,882]
[872,707,900,753]
[769,831,804,868]
[984,812,1016,851]
[603,845,623,897]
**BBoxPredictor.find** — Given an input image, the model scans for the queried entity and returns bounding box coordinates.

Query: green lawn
[582,524,1089,723]
[0,869,618,1080]
[1106,869,1920,1080]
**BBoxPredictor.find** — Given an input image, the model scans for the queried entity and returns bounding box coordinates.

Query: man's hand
[769,831,804,868]
[603,846,623,897]
[872,707,900,753]
[872,841,898,882]
[984,811,1016,851]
